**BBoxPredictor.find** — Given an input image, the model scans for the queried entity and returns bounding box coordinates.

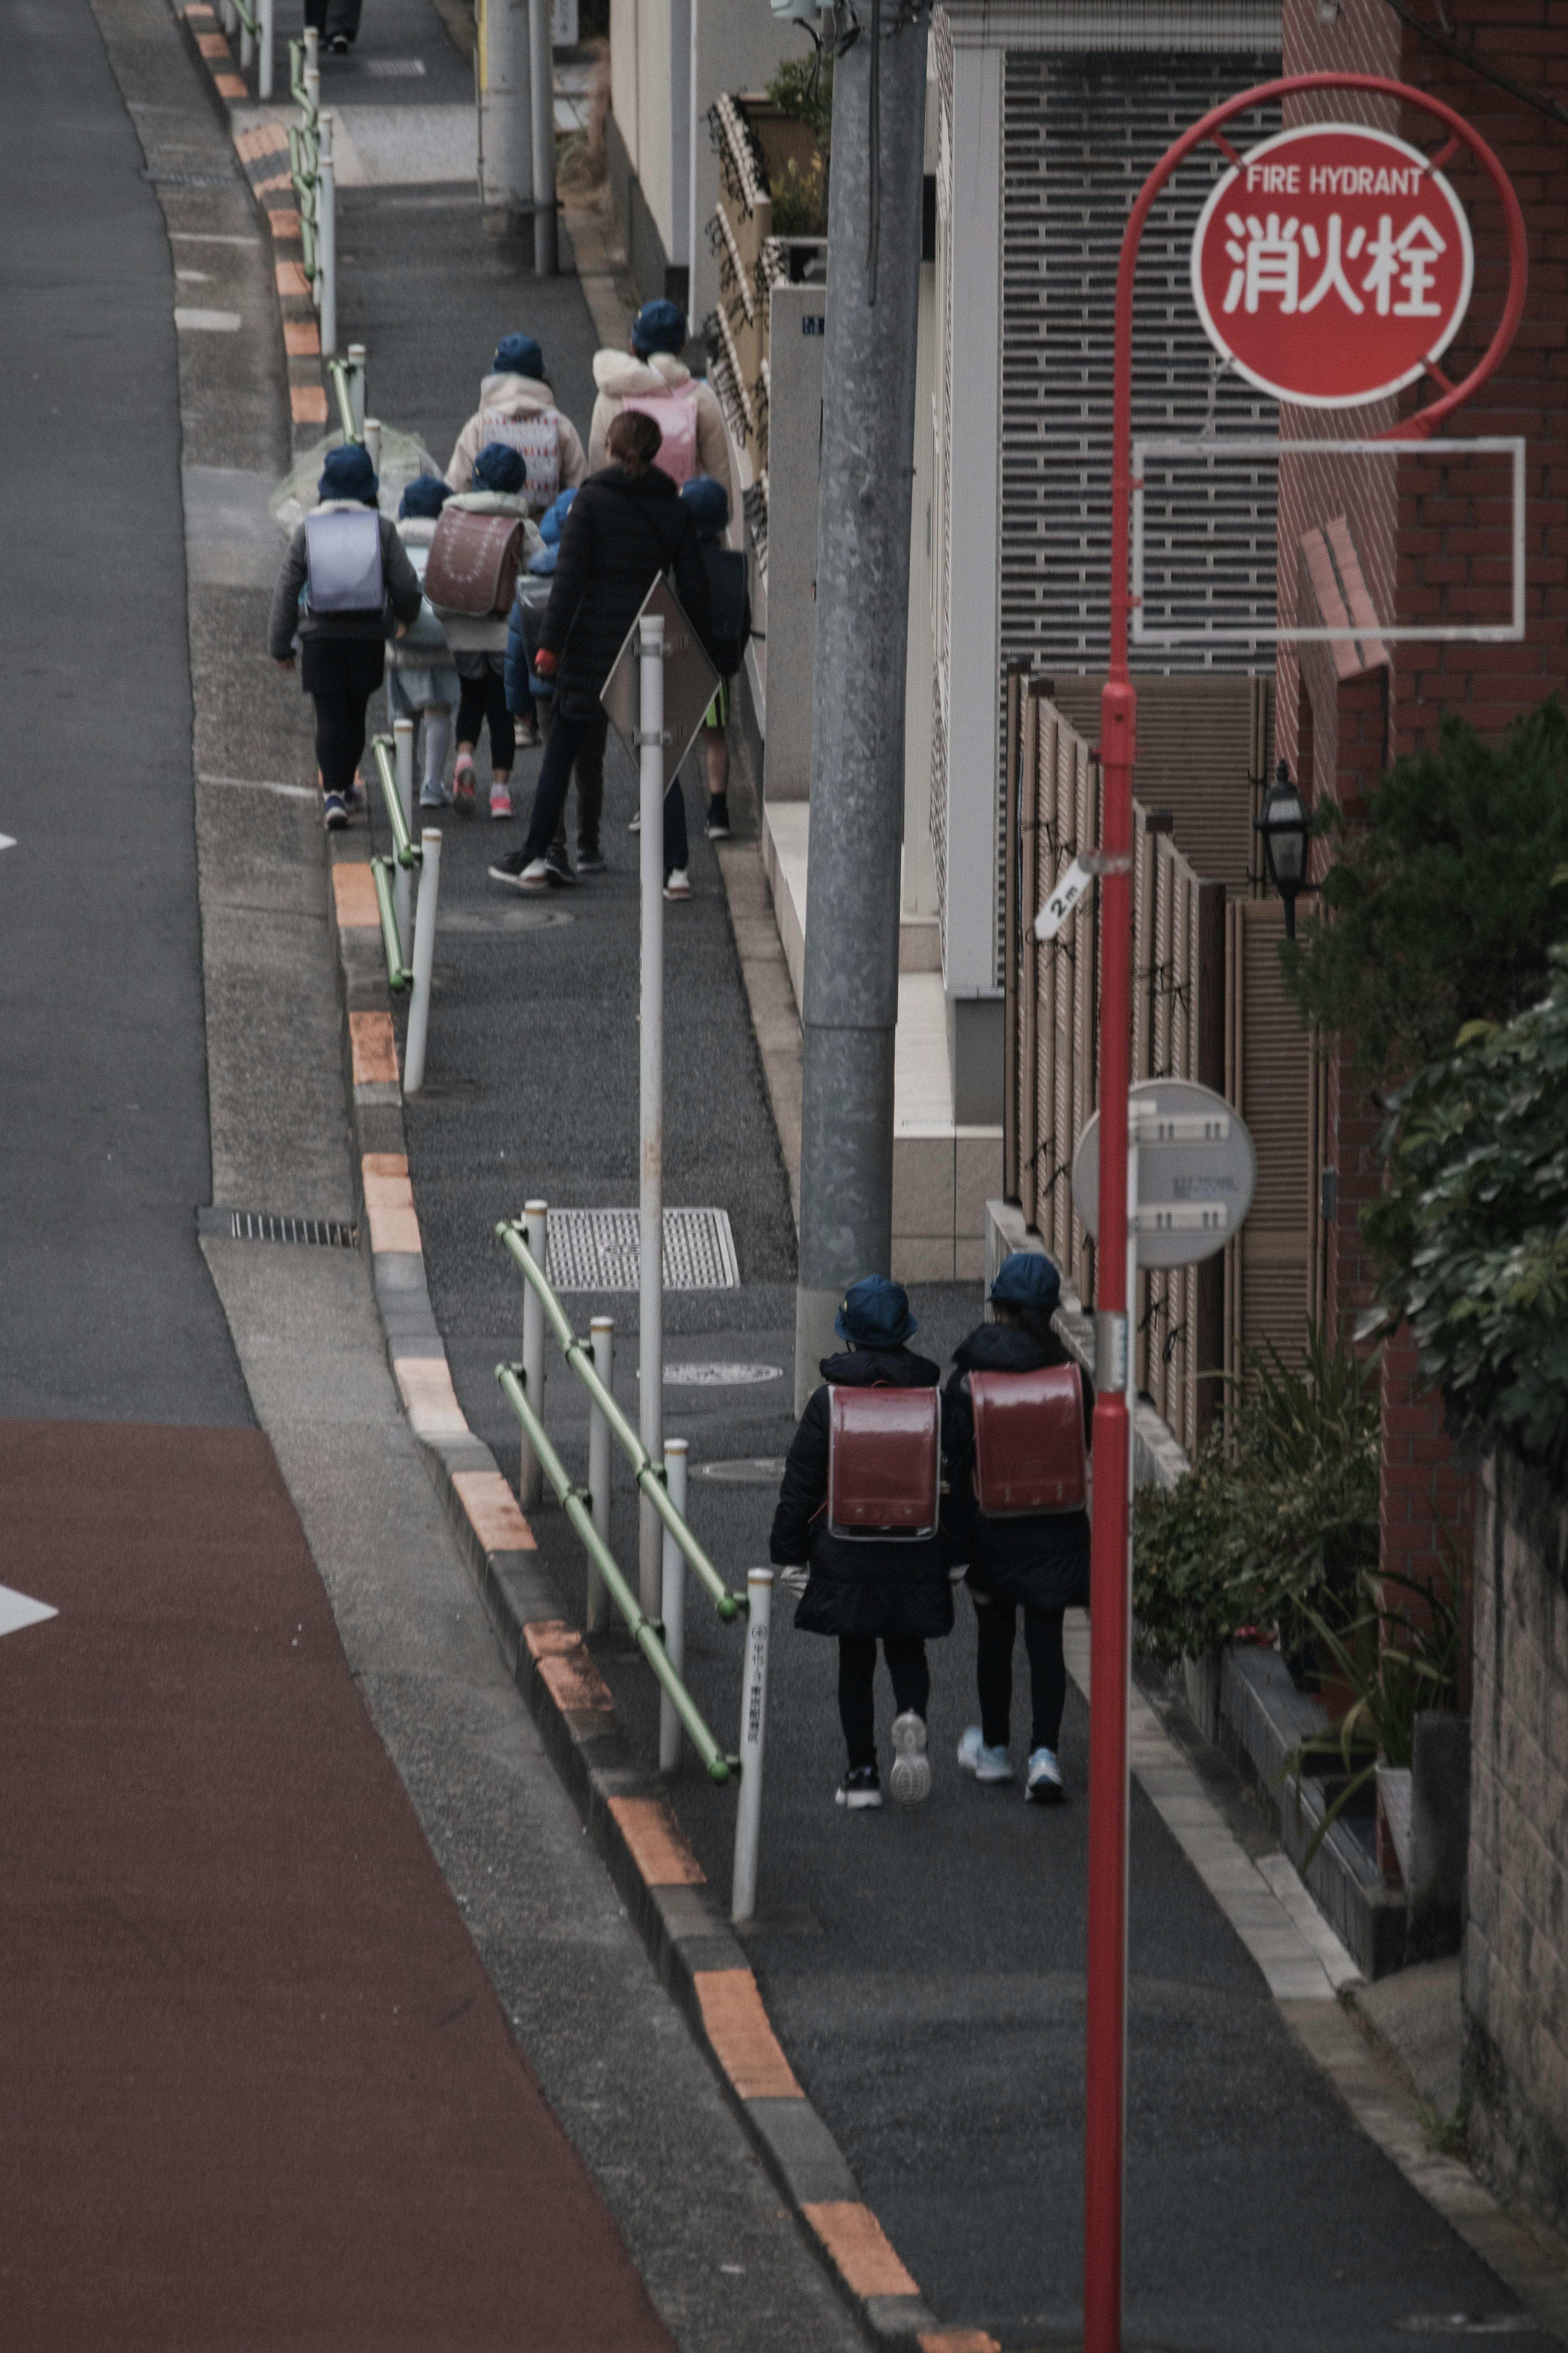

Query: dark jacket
[942,1322,1094,1613]
[539,466,711,720]
[267,508,423,661]
[770,1347,954,1643]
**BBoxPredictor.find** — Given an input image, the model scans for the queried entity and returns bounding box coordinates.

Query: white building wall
[609,0,639,176]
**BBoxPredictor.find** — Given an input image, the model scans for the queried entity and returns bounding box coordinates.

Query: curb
[323,843,993,2353]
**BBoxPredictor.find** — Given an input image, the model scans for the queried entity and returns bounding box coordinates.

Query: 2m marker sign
[1191,123,1473,407]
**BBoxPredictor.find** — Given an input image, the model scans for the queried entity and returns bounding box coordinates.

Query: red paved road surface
[0,1419,675,2351]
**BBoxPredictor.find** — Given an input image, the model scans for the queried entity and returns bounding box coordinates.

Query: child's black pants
[974,1597,1067,1754]
[837,1634,929,1771]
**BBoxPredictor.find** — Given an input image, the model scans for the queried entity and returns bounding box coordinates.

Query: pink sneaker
[452,756,476,815]
[489,783,513,820]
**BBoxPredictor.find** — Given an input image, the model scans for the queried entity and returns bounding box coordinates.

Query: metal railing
[369,728,440,1094]
[494,1208,775,1918]
[285,30,336,354]
[218,0,274,99]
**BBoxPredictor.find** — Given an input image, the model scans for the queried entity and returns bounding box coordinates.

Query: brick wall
[1465,1447,1568,2234]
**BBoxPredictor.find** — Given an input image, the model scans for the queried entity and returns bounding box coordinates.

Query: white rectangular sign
[1035,856,1092,943]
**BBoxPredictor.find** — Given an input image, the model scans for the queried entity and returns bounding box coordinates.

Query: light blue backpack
[304,507,385,613]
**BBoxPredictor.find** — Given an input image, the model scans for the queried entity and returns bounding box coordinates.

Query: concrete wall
[1465,1448,1568,2236]
[762,282,826,802]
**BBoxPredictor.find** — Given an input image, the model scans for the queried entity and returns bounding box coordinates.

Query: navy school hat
[318,441,379,505]
[472,442,527,494]
[834,1274,918,1349]
[494,332,546,380]
[989,1250,1062,1315]
[681,474,730,538]
[398,473,451,520]
[631,297,688,356]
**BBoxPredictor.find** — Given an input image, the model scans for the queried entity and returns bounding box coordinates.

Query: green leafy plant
[768,154,828,238]
[766,56,833,162]
[1280,700,1568,1095]
[1277,1566,1461,1861]
[1364,937,1568,1476]
[1132,1323,1380,1667]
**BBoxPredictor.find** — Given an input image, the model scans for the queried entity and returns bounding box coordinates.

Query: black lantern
[1255,760,1314,938]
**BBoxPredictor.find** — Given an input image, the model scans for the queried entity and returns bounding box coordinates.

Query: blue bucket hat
[398,473,451,520]
[318,442,379,506]
[472,441,526,495]
[834,1274,918,1350]
[989,1250,1062,1316]
[494,332,546,381]
[681,474,729,539]
[539,485,578,545]
[631,297,688,356]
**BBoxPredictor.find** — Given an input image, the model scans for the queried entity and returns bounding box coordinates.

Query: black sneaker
[835,1766,883,1812]
[543,844,578,887]
[328,31,351,51]
[577,843,608,874]
[704,799,731,841]
[488,846,531,883]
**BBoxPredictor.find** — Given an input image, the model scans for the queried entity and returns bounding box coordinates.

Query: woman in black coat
[771,1276,952,1811]
[491,409,710,894]
[943,1251,1094,1806]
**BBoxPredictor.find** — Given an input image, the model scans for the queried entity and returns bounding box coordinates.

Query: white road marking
[198,773,314,801]
[0,1586,57,1639]
[175,308,243,332]
[0,834,15,852]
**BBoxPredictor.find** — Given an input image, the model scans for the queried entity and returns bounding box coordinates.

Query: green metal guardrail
[327,357,360,446]
[372,737,420,870]
[369,736,422,994]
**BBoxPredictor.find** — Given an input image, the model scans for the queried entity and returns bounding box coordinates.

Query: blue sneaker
[322,791,349,831]
[1026,1746,1065,1805]
[957,1725,1014,1784]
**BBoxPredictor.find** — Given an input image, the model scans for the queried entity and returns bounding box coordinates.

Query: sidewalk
[336,107,1566,2353]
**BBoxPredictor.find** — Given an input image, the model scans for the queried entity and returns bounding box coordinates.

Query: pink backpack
[621,383,700,486]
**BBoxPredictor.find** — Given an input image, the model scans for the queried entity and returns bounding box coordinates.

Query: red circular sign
[1190,123,1474,408]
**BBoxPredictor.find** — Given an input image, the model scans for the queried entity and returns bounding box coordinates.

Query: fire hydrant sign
[1190,123,1473,408]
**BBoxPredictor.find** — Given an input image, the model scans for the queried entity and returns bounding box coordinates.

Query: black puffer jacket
[770,1347,953,1642]
[942,1322,1094,1613]
[539,465,712,720]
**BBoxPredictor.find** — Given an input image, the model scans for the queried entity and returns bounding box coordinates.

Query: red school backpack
[969,1364,1087,1516]
[827,1385,942,1541]
[424,507,526,618]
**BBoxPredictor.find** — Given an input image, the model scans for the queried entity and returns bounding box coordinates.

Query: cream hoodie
[588,350,735,507]
[443,372,590,502]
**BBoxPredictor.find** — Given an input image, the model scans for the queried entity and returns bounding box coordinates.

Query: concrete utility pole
[793,2,928,1410]
[476,0,533,234]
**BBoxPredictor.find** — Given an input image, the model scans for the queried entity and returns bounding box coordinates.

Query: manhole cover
[546,1208,739,1292]
[439,907,574,934]
[698,1455,788,1481]
[662,1364,781,1388]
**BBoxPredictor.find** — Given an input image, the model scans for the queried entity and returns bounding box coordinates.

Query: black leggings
[522,707,688,872]
[457,666,515,772]
[837,1634,929,1772]
[975,1598,1067,1754]
[302,636,382,796]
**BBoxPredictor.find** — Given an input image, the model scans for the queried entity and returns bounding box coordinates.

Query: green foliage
[766,56,833,161]
[1364,941,1568,1476]
[1132,1323,1381,1667]
[1277,1566,1461,1862]
[768,155,828,238]
[1279,701,1568,1093]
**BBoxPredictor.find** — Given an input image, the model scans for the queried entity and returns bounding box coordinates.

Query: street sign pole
[1083,72,1524,2353]
[638,612,666,1620]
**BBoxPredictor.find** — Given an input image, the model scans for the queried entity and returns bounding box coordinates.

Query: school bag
[622,382,700,486]
[827,1386,942,1542]
[424,508,526,618]
[514,577,555,695]
[479,407,562,509]
[304,508,384,614]
[699,544,751,678]
[969,1364,1087,1516]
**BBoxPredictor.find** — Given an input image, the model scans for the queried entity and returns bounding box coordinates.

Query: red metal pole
[1079,71,1524,2353]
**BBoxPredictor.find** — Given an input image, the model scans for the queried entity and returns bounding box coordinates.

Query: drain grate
[546,1208,739,1293]
[229,1211,358,1249]
[365,56,427,75]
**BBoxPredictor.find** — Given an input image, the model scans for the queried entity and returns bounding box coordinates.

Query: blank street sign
[600,574,719,794]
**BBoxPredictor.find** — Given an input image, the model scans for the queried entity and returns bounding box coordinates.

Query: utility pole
[793,1,927,1411]
[476,0,533,236]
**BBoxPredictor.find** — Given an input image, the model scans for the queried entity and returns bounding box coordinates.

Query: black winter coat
[770,1347,954,1643]
[540,466,712,720]
[942,1322,1094,1613]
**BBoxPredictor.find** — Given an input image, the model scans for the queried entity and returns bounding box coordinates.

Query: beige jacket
[443,373,589,505]
[588,350,735,507]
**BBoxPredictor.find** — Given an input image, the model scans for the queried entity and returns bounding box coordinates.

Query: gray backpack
[304,508,385,613]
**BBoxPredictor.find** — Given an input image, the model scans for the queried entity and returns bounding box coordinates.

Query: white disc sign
[1072,1080,1256,1270]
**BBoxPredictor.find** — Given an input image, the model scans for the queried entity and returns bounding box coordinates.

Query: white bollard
[317,108,333,168]
[637,613,666,1619]
[403,829,439,1096]
[392,718,414,963]
[257,0,274,99]
[317,155,336,354]
[347,342,367,439]
[364,419,382,475]
[659,1440,688,1773]
[587,1316,614,1633]
[303,25,320,119]
[218,0,236,34]
[731,1568,774,1925]
[520,1200,548,1509]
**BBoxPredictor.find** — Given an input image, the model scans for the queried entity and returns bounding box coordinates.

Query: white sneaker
[835,1767,883,1811]
[957,1725,1015,1783]
[664,868,692,901]
[1026,1746,1065,1805]
[888,1711,931,1805]
[628,810,641,832]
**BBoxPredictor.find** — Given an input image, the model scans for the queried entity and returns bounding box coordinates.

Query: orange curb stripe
[291,384,328,424]
[363,1150,408,1179]
[283,318,321,355]
[609,1795,706,1888]
[331,862,379,930]
[392,1356,467,1433]
[269,208,302,240]
[348,1010,398,1087]
[235,122,289,160]
[254,170,292,196]
[214,71,247,96]
[537,1646,616,1715]
[522,1621,579,1659]
[195,29,229,54]
[918,2334,1002,2353]
[364,1167,419,1256]
[452,1469,536,1554]
[801,2201,920,2299]
[275,259,310,297]
[184,3,215,15]
[693,1970,804,2101]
